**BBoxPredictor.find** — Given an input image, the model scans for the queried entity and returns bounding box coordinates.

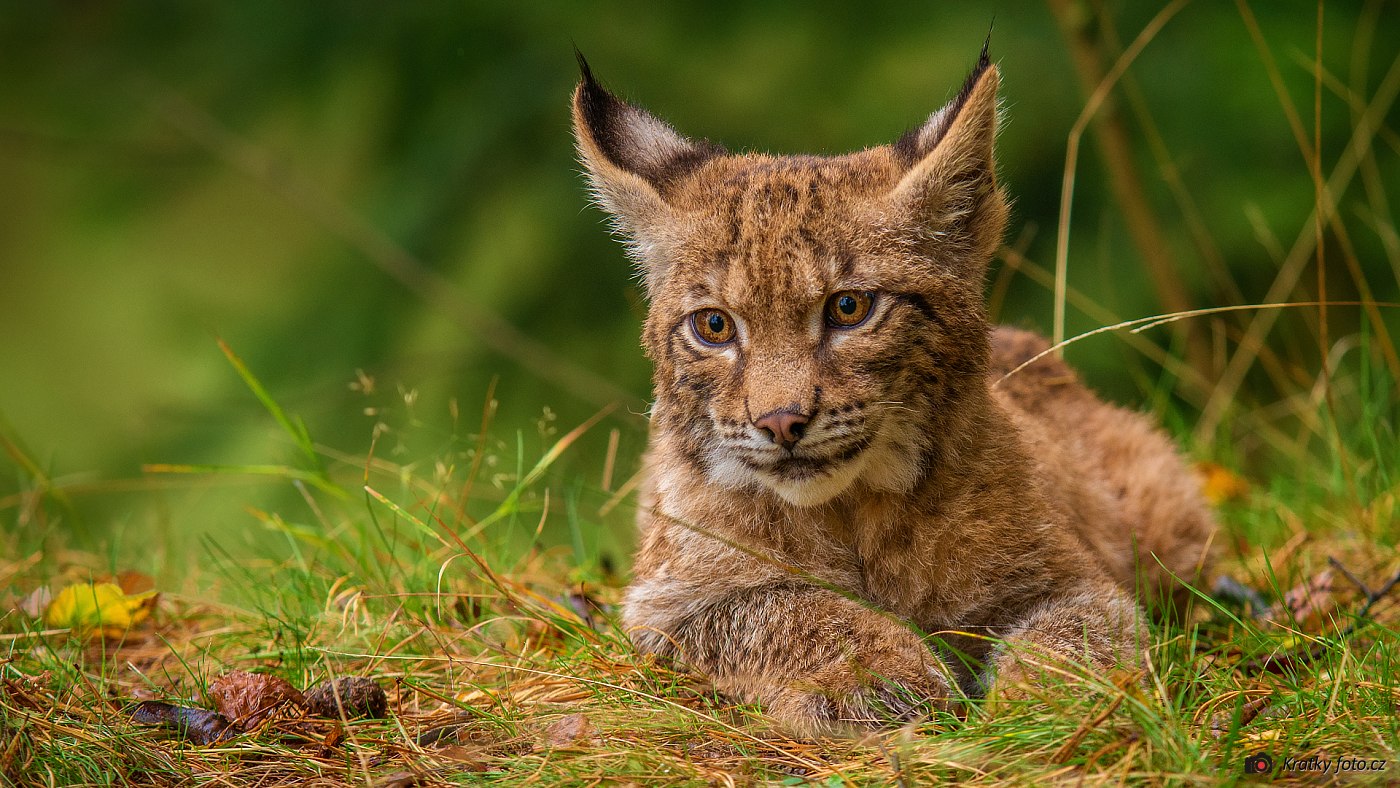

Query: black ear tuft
[571,53,725,193]
[573,49,628,169]
[571,52,727,293]
[885,32,1004,275]
[574,46,594,83]
[573,48,614,143]
[961,24,994,114]
[979,19,993,69]
[893,35,995,165]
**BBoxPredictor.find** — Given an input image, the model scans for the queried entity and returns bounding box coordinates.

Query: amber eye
[825,290,876,328]
[691,308,736,346]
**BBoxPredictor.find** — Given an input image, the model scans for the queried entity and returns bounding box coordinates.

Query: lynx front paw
[982,658,1042,709]
[760,647,956,735]
[983,584,1148,711]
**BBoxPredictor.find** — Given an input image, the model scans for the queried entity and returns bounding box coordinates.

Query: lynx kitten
[572,45,1216,733]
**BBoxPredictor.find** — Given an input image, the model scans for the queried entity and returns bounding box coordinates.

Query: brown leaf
[1267,569,1335,631]
[563,587,606,629]
[372,771,430,788]
[2,670,53,710]
[317,723,346,756]
[541,712,596,748]
[208,670,305,730]
[304,676,389,719]
[115,570,156,595]
[428,745,488,771]
[131,700,236,745]
[416,723,466,747]
[1210,696,1272,738]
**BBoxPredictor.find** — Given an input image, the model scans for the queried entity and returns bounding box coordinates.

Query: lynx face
[574,52,1008,506]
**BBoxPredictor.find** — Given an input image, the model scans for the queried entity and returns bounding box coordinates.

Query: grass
[1,337,1397,786]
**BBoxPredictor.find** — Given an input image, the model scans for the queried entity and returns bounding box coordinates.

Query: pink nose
[753,410,809,449]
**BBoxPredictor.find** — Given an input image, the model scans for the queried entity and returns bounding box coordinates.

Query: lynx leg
[627,580,958,735]
[985,580,1147,703]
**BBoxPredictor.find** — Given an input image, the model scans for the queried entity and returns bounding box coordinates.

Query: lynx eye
[825,290,876,328]
[690,308,736,346]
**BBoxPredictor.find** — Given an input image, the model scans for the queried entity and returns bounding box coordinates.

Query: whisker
[868,401,917,414]
[798,432,857,452]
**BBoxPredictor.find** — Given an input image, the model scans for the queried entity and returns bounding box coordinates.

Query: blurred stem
[136,81,645,415]
[1046,0,1213,382]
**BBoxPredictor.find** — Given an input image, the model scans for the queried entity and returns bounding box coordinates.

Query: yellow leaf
[45,582,157,638]
[1195,462,1250,505]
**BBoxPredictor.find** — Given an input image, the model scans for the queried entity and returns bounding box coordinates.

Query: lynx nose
[754,409,809,450]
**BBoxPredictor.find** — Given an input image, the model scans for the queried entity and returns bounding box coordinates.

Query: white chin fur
[763,452,870,507]
[704,447,875,508]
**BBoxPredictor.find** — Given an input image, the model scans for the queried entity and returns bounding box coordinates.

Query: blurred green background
[2,2,1397,573]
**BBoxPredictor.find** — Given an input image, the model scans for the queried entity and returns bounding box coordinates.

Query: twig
[1242,560,1400,675]
[1323,556,1400,622]
[1350,564,1400,620]
[1327,556,1372,598]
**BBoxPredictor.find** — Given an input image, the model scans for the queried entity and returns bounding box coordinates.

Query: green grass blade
[217,337,324,475]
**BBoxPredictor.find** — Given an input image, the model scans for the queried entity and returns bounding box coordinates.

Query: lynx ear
[571,54,723,292]
[887,44,1007,277]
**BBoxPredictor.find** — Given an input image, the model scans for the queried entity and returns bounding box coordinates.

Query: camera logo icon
[1244,753,1274,774]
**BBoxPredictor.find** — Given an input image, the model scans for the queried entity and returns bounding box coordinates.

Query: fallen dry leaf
[372,771,431,788]
[542,712,596,748]
[208,670,305,730]
[1211,575,1270,615]
[1,670,53,711]
[1267,569,1335,632]
[1209,695,1272,738]
[416,721,469,747]
[115,570,156,595]
[317,723,346,756]
[304,676,388,719]
[131,700,236,745]
[428,744,488,771]
[45,582,157,638]
[563,587,606,629]
[1195,461,1250,505]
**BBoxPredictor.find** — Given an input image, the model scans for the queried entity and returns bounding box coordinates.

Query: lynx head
[573,47,1007,507]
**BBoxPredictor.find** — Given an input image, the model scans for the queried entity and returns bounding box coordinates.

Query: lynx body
[572,48,1216,733]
